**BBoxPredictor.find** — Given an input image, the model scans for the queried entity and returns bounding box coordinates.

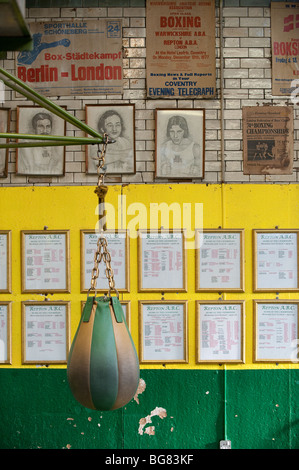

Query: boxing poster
[15,20,123,96]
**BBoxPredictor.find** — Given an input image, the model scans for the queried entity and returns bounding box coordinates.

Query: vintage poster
[254,301,298,361]
[271,2,299,97]
[15,20,122,96]
[243,106,294,175]
[139,301,187,362]
[197,302,244,363]
[146,0,216,99]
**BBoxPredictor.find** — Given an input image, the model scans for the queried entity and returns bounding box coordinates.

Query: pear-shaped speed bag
[67,296,140,411]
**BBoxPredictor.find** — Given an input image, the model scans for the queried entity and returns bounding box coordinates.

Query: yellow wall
[1,183,299,370]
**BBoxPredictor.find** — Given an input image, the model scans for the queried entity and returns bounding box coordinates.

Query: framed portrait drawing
[21,230,70,294]
[253,229,299,292]
[80,229,130,293]
[155,108,205,179]
[22,301,70,364]
[139,300,188,363]
[0,230,11,293]
[85,104,135,175]
[0,108,10,178]
[196,301,245,363]
[16,106,66,176]
[0,302,12,364]
[195,229,245,292]
[253,300,299,363]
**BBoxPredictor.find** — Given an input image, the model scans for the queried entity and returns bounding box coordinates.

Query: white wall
[0,5,298,186]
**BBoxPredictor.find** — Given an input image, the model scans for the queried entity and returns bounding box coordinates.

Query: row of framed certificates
[1,228,299,293]
[0,299,298,365]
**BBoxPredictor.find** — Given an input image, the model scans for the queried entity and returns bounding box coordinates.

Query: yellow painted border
[0,184,298,370]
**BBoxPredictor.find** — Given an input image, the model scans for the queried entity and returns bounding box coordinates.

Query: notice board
[146,0,216,99]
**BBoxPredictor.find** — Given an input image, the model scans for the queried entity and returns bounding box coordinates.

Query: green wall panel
[0,369,298,449]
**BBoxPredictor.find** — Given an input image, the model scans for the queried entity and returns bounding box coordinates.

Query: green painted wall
[0,369,298,449]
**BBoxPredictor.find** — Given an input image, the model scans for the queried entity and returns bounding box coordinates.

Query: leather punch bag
[67,293,140,411]
[67,139,139,411]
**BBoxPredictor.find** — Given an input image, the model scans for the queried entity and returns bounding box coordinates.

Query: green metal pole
[0,67,106,140]
[0,141,102,149]
[0,133,104,148]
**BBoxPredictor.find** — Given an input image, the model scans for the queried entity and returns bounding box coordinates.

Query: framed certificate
[21,230,70,293]
[138,230,187,292]
[80,230,129,293]
[0,302,12,364]
[0,230,11,293]
[253,230,299,292]
[196,229,244,292]
[254,300,299,362]
[22,301,70,364]
[196,301,245,363]
[139,300,188,363]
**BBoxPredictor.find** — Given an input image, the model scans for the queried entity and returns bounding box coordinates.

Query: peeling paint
[134,378,146,404]
[138,407,167,436]
[144,426,155,436]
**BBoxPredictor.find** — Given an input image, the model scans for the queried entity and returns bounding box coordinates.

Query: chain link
[97,132,109,186]
[89,235,118,297]
[89,134,119,298]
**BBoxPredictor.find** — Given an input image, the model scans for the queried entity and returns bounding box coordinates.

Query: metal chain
[96,132,109,186]
[89,134,118,298]
[89,235,118,297]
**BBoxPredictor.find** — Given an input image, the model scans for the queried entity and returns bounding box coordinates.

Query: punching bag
[67,295,140,411]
